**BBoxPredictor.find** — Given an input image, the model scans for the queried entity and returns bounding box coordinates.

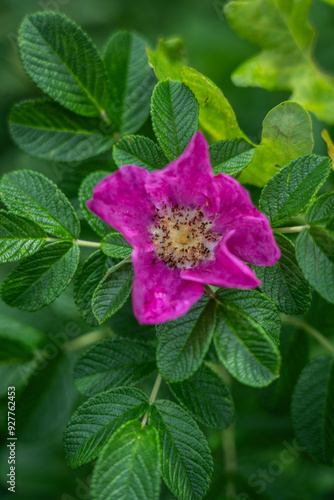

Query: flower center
[151,203,222,269]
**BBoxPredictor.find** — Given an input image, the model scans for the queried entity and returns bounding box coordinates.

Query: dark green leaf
[79,171,112,237]
[101,232,132,259]
[1,242,80,311]
[150,79,199,161]
[0,313,45,362]
[209,139,255,175]
[113,135,167,171]
[305,191,334,228]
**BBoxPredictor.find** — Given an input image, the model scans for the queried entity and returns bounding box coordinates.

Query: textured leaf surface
[113,135,167,171]
[91,420,160,500]
[305,192,334,227]
[147,37,188,80]
[291,355,334,465]
[0,170,80,239]
[240,102,314,186]
[79,171,112,237]
[157,297,215,382]
[209,139,254,175]
[18,12,110,117]
[1,242,80,311]
[104,31,156,134]
[253,234,311,315]
[169,363,235,430]
[74,338,156,396]
[260,155,331,227]
[64,387,148,468]
[9,100,114,162]
[150,79,199,161]
[0,210,46,263]
[151,399,213,500]
[101,233,132,259]
[92,263,133,323]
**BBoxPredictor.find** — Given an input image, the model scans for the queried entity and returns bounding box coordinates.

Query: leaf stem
[64,327,113,352]
[273,225,309,234]
[141,373,162,428]
[281,315,334,356]
[46,237,101,248]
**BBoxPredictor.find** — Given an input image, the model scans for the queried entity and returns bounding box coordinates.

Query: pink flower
[87,132,281,325]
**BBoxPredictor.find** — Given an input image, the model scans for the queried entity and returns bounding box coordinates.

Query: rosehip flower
[87,132,281,324]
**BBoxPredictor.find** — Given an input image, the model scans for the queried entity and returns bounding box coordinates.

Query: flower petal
[132,249,204,324]
[181,231,261,289]
[87,166,155,249]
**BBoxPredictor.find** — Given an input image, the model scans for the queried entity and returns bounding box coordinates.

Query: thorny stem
[273,225,309,234]
[46,237,101,248]
[281,314,334,356]
[141,373,163,428]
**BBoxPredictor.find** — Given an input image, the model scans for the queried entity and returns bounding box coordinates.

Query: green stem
[273,225,309,234]
[100,109,111,125]
[222,423,238,500]
[281,315,334,356]
[141,373,162,427]
[46,237,101,248]
[64,327,113,352]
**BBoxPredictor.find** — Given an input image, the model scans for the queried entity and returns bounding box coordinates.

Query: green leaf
[0,170,80,239]
[216,288,281,345]
[179,67,246,142]
[74,250,113,326]
[91,420,160,500]
[151,399,213,500]
[147,37,188,81]
[0,210,46,263]
[240,102,314,186]
[157,297,215,382]
[18,12,111,118]
[0,313,45,362]
[63,387,148,468]
[92,262,133,324]
[209,139,255,176]
[253,234,311,315]
[214,305,281,387]
[79,171,112,237]
[224,0,334,124]
[74,338,156,396]
[305,192,334,228]
[113,135,167,171]
[150,79,199,161]
[169,363,235,430]
[259,155,331,227]
[0,242,80,311]
[101,232,132,259]
[291,355,334,465]
[104,31,156,134]
[296,227,334,304]
[9,100,115,163]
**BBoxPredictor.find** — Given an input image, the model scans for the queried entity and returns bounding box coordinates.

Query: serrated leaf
[151,399,213,500]
[296,227,334,304]
[209,139,255,175]
[169,363,234,430]
[113,135,167,171]
[0,313,45,362]
[0,210,46,263]
[0,170,80,239]
[74,250,113,326]
[104,31,156,134]
[101,233,132,259]
[291,355,334,465]
[179,67,246,142]
[0,242,80,311]
[150,79,199,161]
[305,192,334,227]
[18,12,111,118]
[147,37,188,81]
[259,155,331,227]
[216,288,281,345]
[240,102,314,186]
[214,305,281,387]
[74,338,156,396]
[79,171,112,237]
[157,297,215,382]
[91,420,160,500]
[92,262,133,324]
[9,99,115,162]
[63,387,148,468]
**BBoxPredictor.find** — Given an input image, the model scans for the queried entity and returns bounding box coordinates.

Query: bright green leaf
[147,37,188,80]
[79,171,112,237]
[113,135,167,171]
[101,233,132,259]
[209,139,254,175]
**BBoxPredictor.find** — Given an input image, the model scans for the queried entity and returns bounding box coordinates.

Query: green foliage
[0,210,46,263]
[306,191,334,227]
[91,420,160,500]
[209,138,254,176]
[63,387,149,468]
[156,297,215,382]
[150,79,199,161]
[79,171,112,237]
[18,12,111,118]
[101,232,132,259]
[291,355,334,465]
[169,363,235,430]
[253,234,312,315]
[104,31,156,134]
[147,37,188,80]
[113,135,167,171]
[151,399,213,500]
[74,338,156,396]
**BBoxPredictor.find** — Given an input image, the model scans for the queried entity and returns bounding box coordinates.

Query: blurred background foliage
[0,0,334,499]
